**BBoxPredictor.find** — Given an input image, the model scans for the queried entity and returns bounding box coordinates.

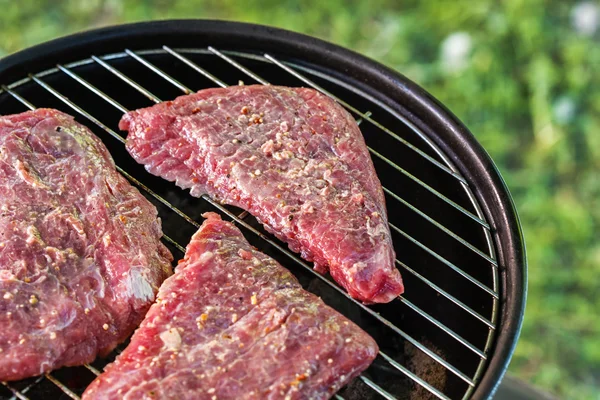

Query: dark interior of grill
[0,48,498,400]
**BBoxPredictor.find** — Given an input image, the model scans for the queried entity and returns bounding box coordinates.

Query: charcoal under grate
[0,21,525,400]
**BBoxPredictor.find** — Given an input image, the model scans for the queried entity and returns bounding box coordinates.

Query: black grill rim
[0,19,527,400]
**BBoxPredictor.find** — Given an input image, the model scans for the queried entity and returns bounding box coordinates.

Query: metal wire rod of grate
[0,46,502,400]
[2,378,43,400]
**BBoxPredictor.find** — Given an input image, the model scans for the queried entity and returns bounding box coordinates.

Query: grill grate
[0,45,500,400]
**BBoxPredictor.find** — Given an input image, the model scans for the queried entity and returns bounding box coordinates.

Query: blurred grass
[1,0,598,398]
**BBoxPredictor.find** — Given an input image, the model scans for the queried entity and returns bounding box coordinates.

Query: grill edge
[0,20,526,400]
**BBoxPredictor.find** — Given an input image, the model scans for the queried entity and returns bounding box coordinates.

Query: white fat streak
[53,308,77,330]
[198,251,214,264]
[160,328,182,350]
[125,268,155,301]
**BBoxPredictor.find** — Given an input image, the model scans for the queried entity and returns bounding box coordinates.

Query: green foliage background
[0,1,598,398]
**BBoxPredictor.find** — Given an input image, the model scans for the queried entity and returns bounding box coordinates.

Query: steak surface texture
[122,85,403,303]
[82,212,378,400]
[0,109,173,381]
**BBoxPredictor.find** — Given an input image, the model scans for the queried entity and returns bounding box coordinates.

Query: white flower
[553,96,576,124]
[441,32,472,73]
[571,1,599,36]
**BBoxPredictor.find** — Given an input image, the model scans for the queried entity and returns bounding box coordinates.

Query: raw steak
[82,212,378,400]
[122,85,403,303]
[0,109,173,381]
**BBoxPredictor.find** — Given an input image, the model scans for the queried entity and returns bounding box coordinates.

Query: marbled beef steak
[122,85,403,303]
[82,212,378,400]
[0,109,173,381]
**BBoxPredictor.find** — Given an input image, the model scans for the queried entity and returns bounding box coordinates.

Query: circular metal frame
[0,20,526,400]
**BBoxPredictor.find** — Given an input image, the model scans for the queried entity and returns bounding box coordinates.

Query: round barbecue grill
[0,20,526,400]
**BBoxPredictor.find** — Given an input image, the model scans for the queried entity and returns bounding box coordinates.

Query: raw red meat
[0,109,173,381]
[82,212,378,400]
[122,85,403,303]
